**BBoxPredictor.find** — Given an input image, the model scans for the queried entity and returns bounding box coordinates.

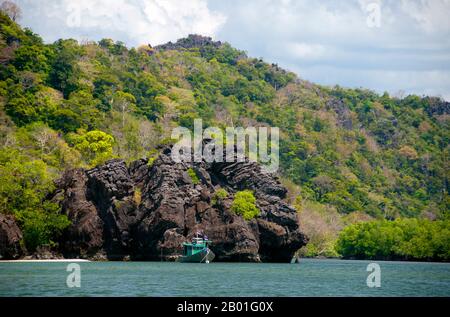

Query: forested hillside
[0,12,448,259]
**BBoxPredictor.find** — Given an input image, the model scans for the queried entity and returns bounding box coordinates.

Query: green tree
[48,39,81,98]
[336,219,450,261]
[69,130,114,166]
[0,149,70,251]
[113,91,137,127]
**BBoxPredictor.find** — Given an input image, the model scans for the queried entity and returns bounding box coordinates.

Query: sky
[13,0,450,100]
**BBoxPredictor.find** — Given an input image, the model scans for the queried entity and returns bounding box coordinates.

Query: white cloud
[13,0,450,100]
[286,64,450,100]
[211,0,450,100]
[400,0,450,33]
[287,42,328,60]
[16,0,226,46]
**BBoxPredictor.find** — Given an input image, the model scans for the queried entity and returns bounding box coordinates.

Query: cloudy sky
[14,0,450,100]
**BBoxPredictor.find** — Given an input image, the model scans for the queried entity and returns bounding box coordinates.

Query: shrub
[17,203,71,251]
[187,168,200,185]
[212,188,228,206]
[147,149,159,167]
[231,190,260,220]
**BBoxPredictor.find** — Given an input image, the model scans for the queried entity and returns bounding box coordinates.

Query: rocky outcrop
[0,214,25,259]
[22,246,64,260]
[52,160,138,260]
[154,35,246,66]
[51,144,307,262]
[155,34,222,51]
[326,97,353,130]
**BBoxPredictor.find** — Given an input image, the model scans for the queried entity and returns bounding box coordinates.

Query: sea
[0,259,449,296]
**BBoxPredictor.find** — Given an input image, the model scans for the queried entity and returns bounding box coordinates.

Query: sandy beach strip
[0,259,91,263]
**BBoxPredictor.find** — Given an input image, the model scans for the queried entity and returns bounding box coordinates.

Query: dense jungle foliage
[0,11,448,258]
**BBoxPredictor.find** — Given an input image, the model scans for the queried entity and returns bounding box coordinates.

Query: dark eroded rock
[53,160,137,260]
[0,214,25,259]
[53,144,308,262]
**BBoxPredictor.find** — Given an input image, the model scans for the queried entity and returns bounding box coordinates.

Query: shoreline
[0,259,91,263]
[1,258,449,264]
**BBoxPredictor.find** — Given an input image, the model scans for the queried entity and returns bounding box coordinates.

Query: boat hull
[179,248,215,263]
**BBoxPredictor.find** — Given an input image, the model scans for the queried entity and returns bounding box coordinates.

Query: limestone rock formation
[0,214,25,259]
[53,160,137,260]
[52,145,308,262]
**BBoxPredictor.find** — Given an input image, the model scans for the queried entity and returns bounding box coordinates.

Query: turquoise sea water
[0,259,449,296]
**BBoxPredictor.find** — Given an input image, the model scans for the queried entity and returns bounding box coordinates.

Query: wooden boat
[179,235,215,263]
